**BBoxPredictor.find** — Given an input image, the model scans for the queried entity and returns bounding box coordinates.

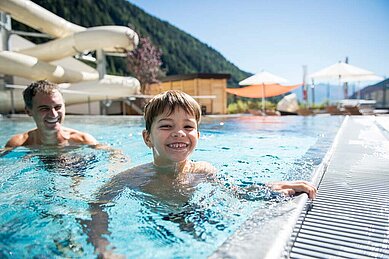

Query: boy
[141,90,316,197]
[86,90,316,257]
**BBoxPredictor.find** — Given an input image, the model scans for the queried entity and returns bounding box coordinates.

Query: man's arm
[93,144,131,173]
[78,132,98,145]
[5,133,28,148]
[0,148,13,157]
[65,127,98,146]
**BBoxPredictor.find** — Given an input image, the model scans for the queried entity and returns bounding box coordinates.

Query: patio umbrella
[239,70,288,111]
[340,74,383,83]
[340,74,384,99]
[308,62,381,99]
[226,83,301,98]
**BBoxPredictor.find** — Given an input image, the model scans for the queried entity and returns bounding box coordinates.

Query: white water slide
[0,0,141,113]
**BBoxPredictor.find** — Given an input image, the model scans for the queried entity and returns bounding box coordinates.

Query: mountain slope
[11,0,250,86]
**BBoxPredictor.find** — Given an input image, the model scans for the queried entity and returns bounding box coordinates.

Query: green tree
[14,0,250,86]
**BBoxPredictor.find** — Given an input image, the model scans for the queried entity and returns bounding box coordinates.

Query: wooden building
[146,73,230,114]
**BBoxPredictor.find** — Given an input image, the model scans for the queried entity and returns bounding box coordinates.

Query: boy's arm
[213,170,316,201]
[82,201,112,257]
[266,181,317,199]
[81,168,135,257]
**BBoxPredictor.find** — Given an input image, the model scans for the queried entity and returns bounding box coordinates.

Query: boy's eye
[184,125,195,130]
[55,106,62,110]
[159,124,172,129]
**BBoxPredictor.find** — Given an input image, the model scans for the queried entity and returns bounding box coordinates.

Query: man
[5,80,97,147]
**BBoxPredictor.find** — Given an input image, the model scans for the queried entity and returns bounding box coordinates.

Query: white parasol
[309,62,383,99]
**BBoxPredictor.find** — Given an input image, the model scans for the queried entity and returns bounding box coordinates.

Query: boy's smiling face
[143,107,199,167]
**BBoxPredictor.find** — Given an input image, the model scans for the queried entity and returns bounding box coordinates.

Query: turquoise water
[0,115,343,258]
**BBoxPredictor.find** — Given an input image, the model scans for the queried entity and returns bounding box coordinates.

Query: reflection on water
[0,115,343,258]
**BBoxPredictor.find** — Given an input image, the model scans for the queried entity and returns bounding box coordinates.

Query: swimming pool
[0,114,343,258]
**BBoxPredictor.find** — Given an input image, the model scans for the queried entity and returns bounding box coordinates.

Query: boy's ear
[197,131,200,139]
[142,130,153,148]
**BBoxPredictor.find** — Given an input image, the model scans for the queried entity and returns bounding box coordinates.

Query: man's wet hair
[143,90,201,132]
[23,80,62,109]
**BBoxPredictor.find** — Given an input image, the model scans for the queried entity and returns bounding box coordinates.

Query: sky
[129,0,389,85]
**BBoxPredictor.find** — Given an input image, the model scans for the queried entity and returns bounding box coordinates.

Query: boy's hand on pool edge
[267,181,317,199]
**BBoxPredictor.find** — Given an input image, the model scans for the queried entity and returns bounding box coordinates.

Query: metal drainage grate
[285,117,389,258]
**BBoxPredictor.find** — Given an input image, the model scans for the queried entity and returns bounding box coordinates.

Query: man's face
[27,90,65,132]
[143,107,200,167]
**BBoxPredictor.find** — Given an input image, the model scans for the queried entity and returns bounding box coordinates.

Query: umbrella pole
[338,76,342,100]
[261,84,266,113]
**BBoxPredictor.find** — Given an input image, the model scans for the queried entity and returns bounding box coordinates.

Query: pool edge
[210,116,348,259]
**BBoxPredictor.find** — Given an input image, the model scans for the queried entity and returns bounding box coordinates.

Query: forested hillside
[12,0,250,86]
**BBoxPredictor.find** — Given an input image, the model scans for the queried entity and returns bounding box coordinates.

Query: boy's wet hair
[23,80,62,109]
[144,90,201,132]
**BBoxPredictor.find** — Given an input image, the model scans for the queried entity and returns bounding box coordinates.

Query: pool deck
[211,115,389,259]
[285,115,389,258]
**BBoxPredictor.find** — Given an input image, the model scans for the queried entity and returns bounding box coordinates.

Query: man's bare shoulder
[64,127,98,145]
[5,130,35,148]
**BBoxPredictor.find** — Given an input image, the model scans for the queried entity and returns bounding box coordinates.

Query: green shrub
[227,100,276,114]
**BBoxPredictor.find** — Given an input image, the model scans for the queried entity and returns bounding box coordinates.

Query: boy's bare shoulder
[191,161,217,175]
[116,162,154,177]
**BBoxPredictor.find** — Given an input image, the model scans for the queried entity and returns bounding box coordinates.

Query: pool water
[0,115,343,258]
